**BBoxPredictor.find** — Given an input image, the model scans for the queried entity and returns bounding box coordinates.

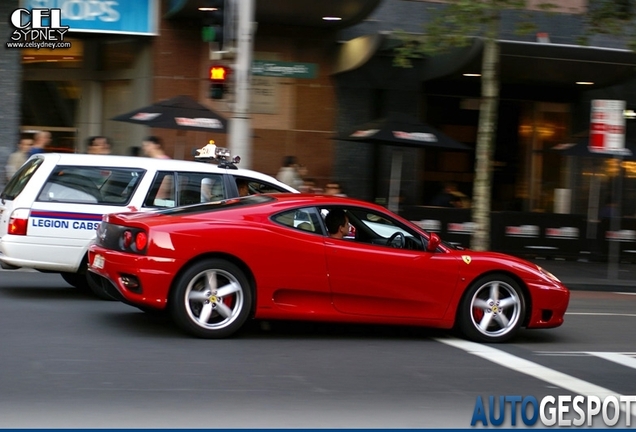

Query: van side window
[37,166,144,205]
[232,177,290,196]
[144,172,226,208]
[177,173,224,206]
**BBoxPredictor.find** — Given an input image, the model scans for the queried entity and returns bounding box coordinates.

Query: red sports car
[87,194,569,342]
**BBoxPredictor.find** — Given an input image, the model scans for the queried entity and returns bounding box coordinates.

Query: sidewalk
[529,258,636,292]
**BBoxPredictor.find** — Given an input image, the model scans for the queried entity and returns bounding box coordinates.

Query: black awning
[164,0,382,29]
[334,35,636,89]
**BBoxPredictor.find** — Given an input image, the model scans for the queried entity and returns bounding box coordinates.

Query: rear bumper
[88,245,179,310]
[0,236,84,272]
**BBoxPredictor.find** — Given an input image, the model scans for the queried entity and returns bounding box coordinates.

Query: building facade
[3,0,636,223]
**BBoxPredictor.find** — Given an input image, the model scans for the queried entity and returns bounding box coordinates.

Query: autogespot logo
[471,395,636,427]
[6,8,70,49]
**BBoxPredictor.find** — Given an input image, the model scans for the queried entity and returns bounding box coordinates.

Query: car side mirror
[426,232,441,252]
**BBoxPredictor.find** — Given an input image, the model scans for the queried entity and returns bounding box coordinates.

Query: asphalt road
[1,270,635,428]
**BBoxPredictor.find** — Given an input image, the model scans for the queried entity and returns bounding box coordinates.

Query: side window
[176,173,225,206]
[98,169,144,204]
[144,172,175,208]
[321,206,424,250]
[37,166,144,205]
[233,176,290,197]
[200,175,226,202]
[272,208,324,235]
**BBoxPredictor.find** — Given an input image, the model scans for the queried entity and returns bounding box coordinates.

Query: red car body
[87,194,569,342]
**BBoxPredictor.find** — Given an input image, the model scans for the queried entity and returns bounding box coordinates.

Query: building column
[0,0,22,186]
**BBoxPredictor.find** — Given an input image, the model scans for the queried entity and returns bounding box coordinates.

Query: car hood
[446,249,563,284]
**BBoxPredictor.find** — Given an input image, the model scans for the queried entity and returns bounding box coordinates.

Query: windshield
[1,158,43,201]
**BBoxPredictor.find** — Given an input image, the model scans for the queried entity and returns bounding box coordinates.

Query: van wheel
[60,272,89,291]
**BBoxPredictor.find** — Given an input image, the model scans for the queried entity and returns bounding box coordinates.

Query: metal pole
[228,0,254,168]
[388,149,403,213]
[607,156,624,280]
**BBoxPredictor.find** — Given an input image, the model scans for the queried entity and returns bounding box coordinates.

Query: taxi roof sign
[194,140,240,169]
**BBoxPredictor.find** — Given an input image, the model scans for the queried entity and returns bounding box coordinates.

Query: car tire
[170,259,252,338]
[457,274,525,343]
[60,271,89,291]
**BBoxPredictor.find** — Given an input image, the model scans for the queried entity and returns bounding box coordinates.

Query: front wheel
[170,259,252,338]
[457,274,525,343]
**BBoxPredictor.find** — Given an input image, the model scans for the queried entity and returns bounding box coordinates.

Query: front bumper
[525,280,570,329]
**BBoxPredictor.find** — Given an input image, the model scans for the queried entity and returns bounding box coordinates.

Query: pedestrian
[28,131,51,157]
[142,136,170,159]
[5,137,33,180]
[86,136,111,155]
[276,155,303,189]
[324,182,346,196]
[430,182,466,208]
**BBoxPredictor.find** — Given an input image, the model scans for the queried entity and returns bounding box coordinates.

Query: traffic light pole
[228,0,254,168]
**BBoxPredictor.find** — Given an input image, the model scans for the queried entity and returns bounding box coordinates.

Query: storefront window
[518,102,570,212]
[98,38,145,71]
[21,38,83,151]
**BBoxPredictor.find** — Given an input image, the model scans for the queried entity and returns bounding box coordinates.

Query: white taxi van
[0,149,296,298]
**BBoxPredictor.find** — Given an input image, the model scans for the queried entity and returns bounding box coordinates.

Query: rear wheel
[170,259,252,338]
[457,274,525,343]
[60,271,89,291]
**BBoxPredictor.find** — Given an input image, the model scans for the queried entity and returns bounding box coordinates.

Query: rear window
[1,158,43,201]
[37,166,146,205]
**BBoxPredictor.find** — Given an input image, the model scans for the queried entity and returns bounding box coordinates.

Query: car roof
[266,193,389,211]
[32,153,296,191]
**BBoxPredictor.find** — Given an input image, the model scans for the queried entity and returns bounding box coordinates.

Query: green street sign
[252,60,317,79]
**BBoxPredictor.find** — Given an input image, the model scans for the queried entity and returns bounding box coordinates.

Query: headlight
[537,265,561,283]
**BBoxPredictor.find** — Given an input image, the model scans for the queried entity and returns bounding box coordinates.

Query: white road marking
[587,352,636,370]
[566,312,636,317]
[436,337,636,416]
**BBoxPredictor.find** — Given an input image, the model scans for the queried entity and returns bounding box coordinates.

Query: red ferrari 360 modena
[87,194,569,342]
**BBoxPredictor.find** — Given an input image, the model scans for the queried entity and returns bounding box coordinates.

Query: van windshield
[1,158,43,201]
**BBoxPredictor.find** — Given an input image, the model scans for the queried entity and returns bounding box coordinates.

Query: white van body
[0,153,296,292]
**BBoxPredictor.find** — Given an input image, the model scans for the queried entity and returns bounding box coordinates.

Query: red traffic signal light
[209,65,231,99]
[209,65,229,82]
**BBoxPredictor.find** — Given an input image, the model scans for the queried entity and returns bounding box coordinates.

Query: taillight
[135,232,148,251]
[122,230,133,248]
[8,209,30,236]
[118,227,148,254]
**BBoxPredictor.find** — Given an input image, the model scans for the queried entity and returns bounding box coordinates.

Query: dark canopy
[337,113,472,151]
[111,95,228,133]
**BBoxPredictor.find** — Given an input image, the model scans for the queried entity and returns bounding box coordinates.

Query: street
[0,270,635,428]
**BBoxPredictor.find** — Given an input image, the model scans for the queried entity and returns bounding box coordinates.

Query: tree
[393,0,552,251]
[580,0,636,50]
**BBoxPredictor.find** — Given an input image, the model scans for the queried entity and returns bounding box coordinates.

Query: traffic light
[209,64,230,99]
[200,0,225,49]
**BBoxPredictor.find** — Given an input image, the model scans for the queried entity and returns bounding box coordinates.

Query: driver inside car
[325,208,350,239]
